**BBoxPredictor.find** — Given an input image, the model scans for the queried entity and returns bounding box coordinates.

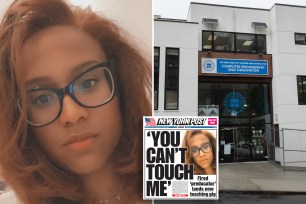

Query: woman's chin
[64,155,110,175]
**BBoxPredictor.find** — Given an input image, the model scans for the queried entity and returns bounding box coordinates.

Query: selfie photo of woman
[182,130,217,175]
[0,0,151,203]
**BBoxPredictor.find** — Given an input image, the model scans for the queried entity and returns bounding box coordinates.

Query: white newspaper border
[143,116,219,200]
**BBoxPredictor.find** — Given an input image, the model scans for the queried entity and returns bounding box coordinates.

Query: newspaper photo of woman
[0,0,151,203]
[182,130,217,175]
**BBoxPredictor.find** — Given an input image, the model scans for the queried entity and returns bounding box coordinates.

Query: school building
[154,2,306,167]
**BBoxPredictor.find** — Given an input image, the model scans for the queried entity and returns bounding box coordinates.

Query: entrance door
[220,126,252,162]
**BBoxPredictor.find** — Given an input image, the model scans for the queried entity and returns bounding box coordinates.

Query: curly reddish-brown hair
[0,0,151,203]
[182,130,216,175]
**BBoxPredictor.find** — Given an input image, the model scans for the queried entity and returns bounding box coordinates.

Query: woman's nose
[59,95,89,126]
[199,150,206,157]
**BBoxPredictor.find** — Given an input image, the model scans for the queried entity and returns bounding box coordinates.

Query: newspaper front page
[143,116,219,200]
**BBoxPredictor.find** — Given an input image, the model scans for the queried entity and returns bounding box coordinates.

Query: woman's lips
[64,133,98,151]
[200,159,209,163]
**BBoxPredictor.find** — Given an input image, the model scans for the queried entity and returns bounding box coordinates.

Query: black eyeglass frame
[191,142,213,158]
[18,60,116,127]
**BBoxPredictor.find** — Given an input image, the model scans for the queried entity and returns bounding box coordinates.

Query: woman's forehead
[189,133,209,146]
[20,25,106,87]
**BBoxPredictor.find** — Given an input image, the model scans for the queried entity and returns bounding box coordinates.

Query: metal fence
[273,128,306,171]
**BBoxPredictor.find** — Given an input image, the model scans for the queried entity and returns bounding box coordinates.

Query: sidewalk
[219,161,306,193]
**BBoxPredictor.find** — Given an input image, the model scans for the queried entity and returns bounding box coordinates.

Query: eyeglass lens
[191,143,212,157]
[25,66,114,126]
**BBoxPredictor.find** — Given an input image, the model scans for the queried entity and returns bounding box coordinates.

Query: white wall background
[0,0,152,55]
[271,5,306,129]
[154,20,198,116]
[270,5,306,167]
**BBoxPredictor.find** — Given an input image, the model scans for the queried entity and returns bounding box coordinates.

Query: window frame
[154,47,160,110]
[297,75,306,105]
[202,30,267,54]
[213,31,235,52]
[235,33,256,53]
[164,47,179,110]
[256,34,267,54]
[294,33,306,45]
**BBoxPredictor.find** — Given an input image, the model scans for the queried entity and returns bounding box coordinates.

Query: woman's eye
[78,79,97,91]
[33,94,52,106]
[191,148,198,154]
[201,144,210,150]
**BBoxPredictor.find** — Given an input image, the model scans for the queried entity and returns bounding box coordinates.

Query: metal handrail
[272,127,306,171]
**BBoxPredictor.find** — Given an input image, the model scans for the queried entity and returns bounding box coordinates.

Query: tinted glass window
[214,32,235,51]
[154,47,160,110]
[297,76,306,105]
[202,31,213,50]
[165,48,179,110]
[250,84,271,123]
[236,34,256,52]
[257,35,266,53]
[295,33,306,45]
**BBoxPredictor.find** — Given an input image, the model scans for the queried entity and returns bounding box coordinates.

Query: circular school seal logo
[223,91,247,116]
[203,60,215,71]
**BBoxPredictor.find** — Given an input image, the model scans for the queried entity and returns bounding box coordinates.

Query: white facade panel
[275,31,306,54]
[297,106,306,125]
[272,75,298,106]
[270,6,279,55]
[179,48,198,115]
[273,53,306,76]
[154,21,180,48]
[272,6,306,164]
[274,105,299,124]
[154,20,198,116]
[179,23,199,49]
[274,5,306,33]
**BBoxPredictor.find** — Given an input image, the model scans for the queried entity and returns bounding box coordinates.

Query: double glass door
[220,126,267,162]
[199,82,272,162]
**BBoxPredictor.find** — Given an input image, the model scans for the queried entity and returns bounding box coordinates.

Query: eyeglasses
[190,142,212,157]
[18,61,116,127]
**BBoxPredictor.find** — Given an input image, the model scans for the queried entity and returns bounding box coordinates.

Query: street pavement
[155,193,306,204]
[155,161,306,203]
[219,161,306,193]
[2,161,306,203]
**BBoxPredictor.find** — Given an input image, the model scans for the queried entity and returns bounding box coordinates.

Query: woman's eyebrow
[25,76,52,88]
[25,60,100,88]
[201,142,210,146]
[69,60,100,77]
[191,142,210,148]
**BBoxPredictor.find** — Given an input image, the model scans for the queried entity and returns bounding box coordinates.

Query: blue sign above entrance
[201,58,268,75]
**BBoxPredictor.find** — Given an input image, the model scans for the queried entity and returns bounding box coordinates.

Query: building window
[256,35,266,53]
[202,31,266,53]
[214,32,235,51]
[165,48,179,110]
[297,76,306,105]
[295,33,306,45]
[236,33,256,52]
[202,31,213,50]
[154,47,160,110]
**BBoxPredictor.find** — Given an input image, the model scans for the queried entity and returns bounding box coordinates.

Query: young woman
[0,0,151,203]
[182,130,216,175]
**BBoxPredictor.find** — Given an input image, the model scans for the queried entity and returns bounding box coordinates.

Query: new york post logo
[145,118,157,126]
